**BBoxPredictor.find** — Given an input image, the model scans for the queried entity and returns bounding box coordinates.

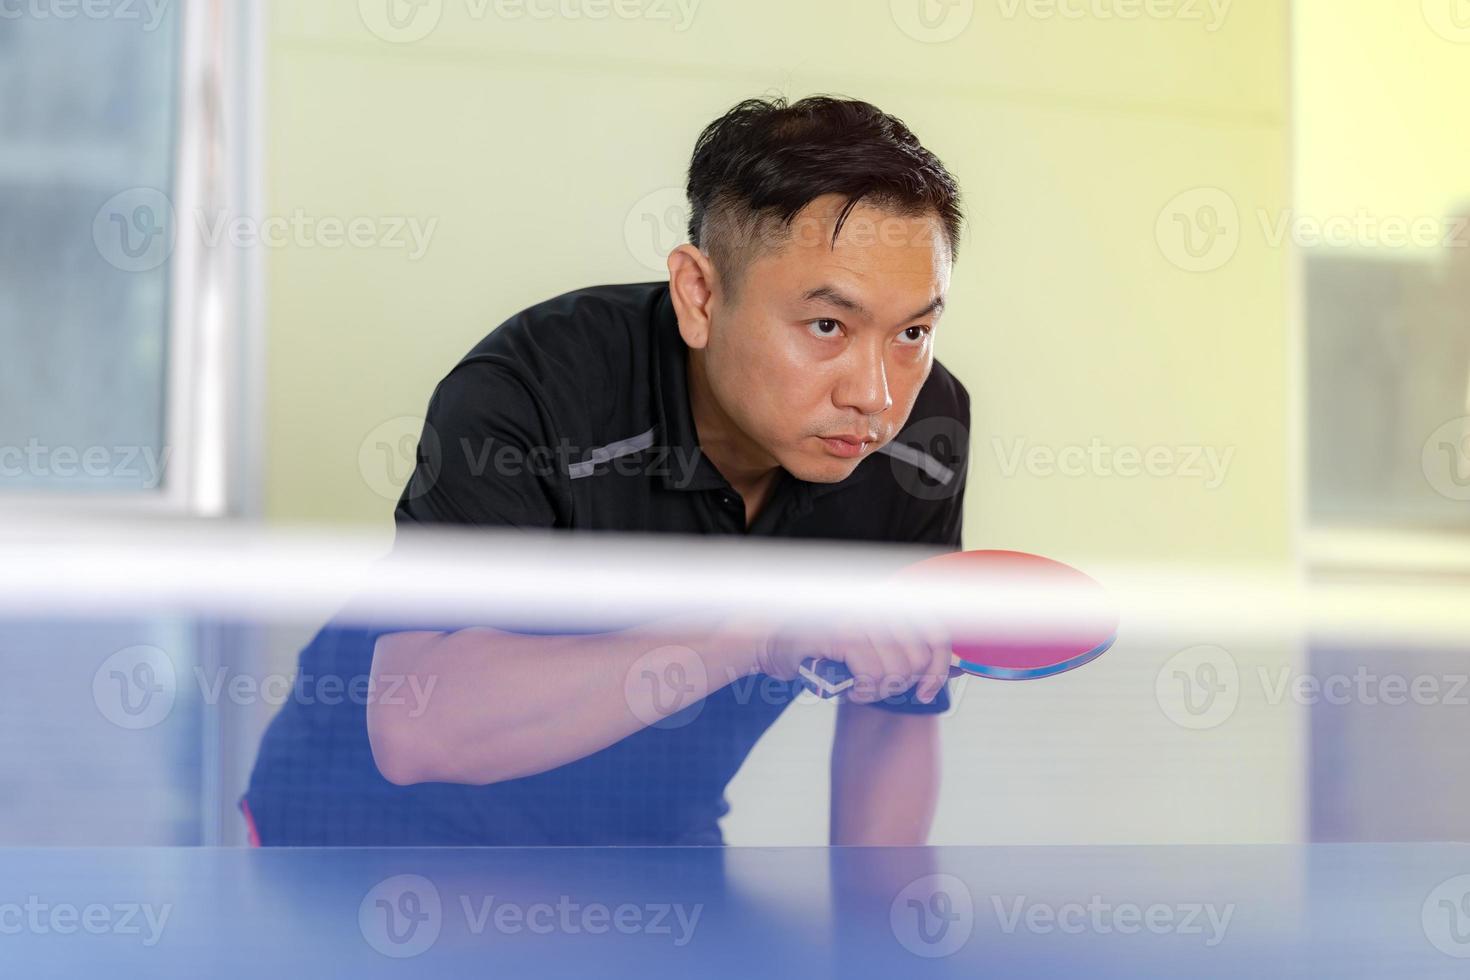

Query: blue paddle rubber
[797,632,1117,698]
[952,635,1116,681]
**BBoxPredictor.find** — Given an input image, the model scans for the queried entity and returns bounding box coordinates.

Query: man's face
[701,195,951,483]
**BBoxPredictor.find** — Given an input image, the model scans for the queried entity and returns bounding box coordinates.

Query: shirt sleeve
[392,357,571,530]
[348,359,571,645]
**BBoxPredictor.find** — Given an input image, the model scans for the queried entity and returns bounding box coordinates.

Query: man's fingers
[840,643,884,703]
[836,622,935,704]
[810,619,951,704]
[887,625,930,700]
[880,618,946,704]
[875,626,922,699]
[919,628,953,703]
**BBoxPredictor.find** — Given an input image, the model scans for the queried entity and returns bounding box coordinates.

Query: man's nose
[834,345,893,418]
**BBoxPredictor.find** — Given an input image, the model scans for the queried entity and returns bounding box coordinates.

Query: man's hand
[754,616,953,704]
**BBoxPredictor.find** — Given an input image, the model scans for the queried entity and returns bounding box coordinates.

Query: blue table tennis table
[4,844,1468,977]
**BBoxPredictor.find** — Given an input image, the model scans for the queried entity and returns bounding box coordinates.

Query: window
[1296,3,1470,566]
[0,3,261,515]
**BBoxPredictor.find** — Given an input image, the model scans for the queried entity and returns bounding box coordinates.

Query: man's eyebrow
[908,295,946,321]
[800,286,946,324]
[800,285,870,318]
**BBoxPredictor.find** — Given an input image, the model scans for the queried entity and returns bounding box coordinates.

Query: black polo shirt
[245,280,970,846]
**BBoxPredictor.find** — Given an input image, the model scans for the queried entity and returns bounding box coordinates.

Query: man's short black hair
[685,95,963,298]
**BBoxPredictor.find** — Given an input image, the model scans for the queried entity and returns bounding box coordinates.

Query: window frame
[2,0,264,521]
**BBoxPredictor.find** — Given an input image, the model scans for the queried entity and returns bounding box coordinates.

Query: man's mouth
[817,434,874,459]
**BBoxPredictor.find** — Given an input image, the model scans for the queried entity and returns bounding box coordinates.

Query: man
[245,95,970,847]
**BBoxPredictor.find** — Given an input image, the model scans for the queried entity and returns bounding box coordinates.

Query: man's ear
[667,244,718,350]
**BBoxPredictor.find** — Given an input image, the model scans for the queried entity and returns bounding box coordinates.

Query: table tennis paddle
[797,549,1117,699]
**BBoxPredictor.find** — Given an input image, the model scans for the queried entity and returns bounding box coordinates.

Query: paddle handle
[797,658,855,699]
[797,653,966,699]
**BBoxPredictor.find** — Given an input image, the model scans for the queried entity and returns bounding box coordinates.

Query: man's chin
[783,448,867,484]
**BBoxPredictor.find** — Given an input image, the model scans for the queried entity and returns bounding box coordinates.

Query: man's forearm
[367,613,761,786]
[829,701,941,845]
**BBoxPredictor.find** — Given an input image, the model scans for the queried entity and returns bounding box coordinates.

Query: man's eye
[807,318,842,338]
[900,325,931,344]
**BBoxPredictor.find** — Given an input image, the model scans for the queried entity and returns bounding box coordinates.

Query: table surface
[3,844,1469,978]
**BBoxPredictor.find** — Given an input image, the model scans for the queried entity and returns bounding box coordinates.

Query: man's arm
[368,614,761,786]
[829,699,941,845]
[370,612,952,788]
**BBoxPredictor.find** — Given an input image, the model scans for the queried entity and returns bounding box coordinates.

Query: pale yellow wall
[263,0,1291,569]
[1296,0,1470,230]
